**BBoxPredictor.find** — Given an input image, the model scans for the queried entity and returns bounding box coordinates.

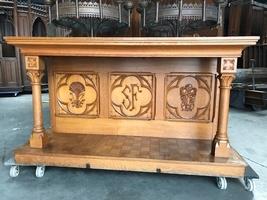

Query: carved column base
[30,131,48,148]
[211,139,230,158]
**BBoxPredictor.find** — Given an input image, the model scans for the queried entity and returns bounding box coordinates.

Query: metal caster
[9,165,20,177]
[252,105,262,111]
[35,166,46,178]
[216,177,227,190]
[244,178,255,192]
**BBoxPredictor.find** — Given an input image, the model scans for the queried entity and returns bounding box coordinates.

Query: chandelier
[43,0,227,37]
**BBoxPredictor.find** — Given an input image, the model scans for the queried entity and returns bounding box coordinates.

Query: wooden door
[0,15,22,93]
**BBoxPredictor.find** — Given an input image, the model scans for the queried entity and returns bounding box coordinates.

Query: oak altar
[5,36,259,179]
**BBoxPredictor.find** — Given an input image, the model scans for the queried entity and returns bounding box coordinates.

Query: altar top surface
[4,36,259,57]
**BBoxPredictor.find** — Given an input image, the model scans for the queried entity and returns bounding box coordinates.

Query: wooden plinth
[13,132,247,178]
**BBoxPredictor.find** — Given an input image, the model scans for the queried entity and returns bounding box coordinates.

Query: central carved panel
[56,73,99,117]
[165,73,214,121]
[110,73,155,119]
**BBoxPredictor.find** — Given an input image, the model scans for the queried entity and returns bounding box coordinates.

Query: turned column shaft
[31,77,45,133]
[216,75,234,141]
[212,58,237,158]
[25,56,48,148]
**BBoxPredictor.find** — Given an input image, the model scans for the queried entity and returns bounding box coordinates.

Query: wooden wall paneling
[0,58,21,90]
[251,6,265,43]
[27,0,33,37]
[18,13,30,37]
[0,59,4,87]
[264,11,267,43]
[18,13,31,89]
[0,43,2,57]
[4,58,17,87]
[240,2,252,36]
[131,0,140,36]
[228,0,242,36]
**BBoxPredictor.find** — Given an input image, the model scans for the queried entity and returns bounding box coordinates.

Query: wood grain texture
[5,36,258,177]
[13,133,247,177]
[47,56,218,140]
[4,36,259,57]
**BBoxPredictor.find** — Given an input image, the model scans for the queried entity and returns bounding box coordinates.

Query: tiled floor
[0,93,266,200]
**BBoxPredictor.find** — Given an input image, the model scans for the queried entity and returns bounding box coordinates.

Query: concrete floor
[0,93,266,200]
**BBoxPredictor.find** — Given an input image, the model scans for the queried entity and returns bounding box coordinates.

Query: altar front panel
[48,57,218,140]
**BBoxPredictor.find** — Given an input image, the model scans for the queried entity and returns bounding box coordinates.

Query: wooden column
[25,56,48,148]
[212,57,237,158]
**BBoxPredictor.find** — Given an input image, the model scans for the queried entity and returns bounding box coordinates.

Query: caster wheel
[35,166,45,178]
[244,178,255,192]
[217,177,227,190]
[10,166,20,177]
[252,105,262,111]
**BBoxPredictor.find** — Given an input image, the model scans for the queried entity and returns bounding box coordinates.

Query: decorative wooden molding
[25,56,45,70]
[4,36,259,57]
[26,70,44,83]
[219,58,237,73]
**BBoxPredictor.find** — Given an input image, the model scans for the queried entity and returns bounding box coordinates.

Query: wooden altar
[4,36,259,188]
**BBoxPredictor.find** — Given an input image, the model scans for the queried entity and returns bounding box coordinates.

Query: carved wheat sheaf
[56,73,99,116]
[69,82,86,108]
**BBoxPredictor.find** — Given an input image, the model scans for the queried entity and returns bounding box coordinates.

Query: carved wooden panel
[55,73,99,117]
[228,0,242,36]
[165,73,214,122]
[2,58,17,87]
[18,13,30,36]
[220,58,237,73]
[109,73,155,119]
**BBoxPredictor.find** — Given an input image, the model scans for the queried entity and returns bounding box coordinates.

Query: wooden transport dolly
[4,36,260,191]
